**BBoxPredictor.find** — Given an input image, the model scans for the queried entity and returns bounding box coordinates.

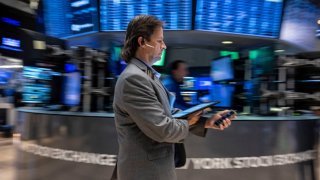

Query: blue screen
[0,37,22,52]
[23,66,53,80]
[194,77,213,90]
[22,66,53,104]
[1,17,21,26]
[100,0,192,31]
[22,84,51,104]
[211,56,234,81]
[63,72,81,106]
[65,63,77,73]
[0,71,12,85]
[182,76,213,91]
[110,47,126,75]
[210,84,235,107]
[182,77,196,90]
[181,91,198,105]
[43,0,98,38]
[195,0,284,38]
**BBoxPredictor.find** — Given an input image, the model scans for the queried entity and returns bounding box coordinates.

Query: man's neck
[135,52,152,66]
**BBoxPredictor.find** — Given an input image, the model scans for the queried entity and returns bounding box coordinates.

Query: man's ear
[137,36,145,47]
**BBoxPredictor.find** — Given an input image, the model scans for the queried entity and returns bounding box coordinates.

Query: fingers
[204,109,237,130]
[187,110,203,126]
[190,110,203,117]
[217,109,230,116]
[219,110,237,120]
[218,118,231,130]
[212,115,234,130]
[203,107,212,113]
[224,118,232,126]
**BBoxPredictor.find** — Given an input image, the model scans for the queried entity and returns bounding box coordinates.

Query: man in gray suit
[113,15,235,180]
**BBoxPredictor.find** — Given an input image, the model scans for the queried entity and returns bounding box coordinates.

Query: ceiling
[66,30,305,54]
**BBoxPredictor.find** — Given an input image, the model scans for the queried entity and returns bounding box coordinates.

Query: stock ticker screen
[100,0,192,31]
[43,0,98,38]
[195,0,284,38]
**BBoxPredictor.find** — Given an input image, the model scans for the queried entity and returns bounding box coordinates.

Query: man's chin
[151,58,161,65]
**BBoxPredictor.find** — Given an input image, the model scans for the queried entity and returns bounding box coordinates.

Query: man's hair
[168,60,186,74]
[121,15,163,63]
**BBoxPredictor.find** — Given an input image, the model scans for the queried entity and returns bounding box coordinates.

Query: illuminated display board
[0,37,22,52]
[100,0,192,31]
[195,0,284,38]
[43,0,98,38]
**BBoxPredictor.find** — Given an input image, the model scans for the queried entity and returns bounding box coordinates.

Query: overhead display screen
[195,0,284,38]
[100,0,192,31]
[43,0,98,38]
[0,26,23,59]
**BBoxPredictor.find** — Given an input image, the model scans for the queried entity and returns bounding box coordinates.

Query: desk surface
[17,107,320,121]
[17,107,114,118]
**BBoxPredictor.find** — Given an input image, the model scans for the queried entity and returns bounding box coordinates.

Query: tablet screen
[173,101,220,118]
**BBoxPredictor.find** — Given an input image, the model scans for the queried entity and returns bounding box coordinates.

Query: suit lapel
[131,58,168,97]
[130,58,171,110]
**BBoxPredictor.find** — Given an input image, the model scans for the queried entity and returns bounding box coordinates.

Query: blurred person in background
[163,60,192,110]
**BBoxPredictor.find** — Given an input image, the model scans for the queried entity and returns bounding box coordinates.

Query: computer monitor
[100,0,192,31]
[194,77,212,91]
[0,70,13,85]
[0,25,23,59]
[43,0,98,38]
[22,84,51,104]
[211,56,234,82]
[181,77,196,90]
[62,71,81,106]
[181,91,198,105]
[20,28,67,70]
[22,66,52,80]
[210,83,235,107]
[64,63,77,73]
[112,47,122,62]
[22,66,53,104]
[111,47,126,75]
[220,51,240,60]
[153,50,166,67]
[195,0,283,38]
[182,76,213,91]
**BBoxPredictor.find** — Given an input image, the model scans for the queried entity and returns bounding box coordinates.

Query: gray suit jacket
[113,58,206,180]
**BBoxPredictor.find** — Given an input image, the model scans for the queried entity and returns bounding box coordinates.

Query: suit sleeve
[189,116,208,137]
[122,74,189,143]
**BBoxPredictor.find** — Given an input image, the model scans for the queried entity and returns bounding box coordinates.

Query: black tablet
[172,101,220,118]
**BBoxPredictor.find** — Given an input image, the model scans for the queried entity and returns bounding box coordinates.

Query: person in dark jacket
[163,60,192,110]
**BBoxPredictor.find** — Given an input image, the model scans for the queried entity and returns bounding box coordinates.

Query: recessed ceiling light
[222,41,233,44]
[274,49,285,53]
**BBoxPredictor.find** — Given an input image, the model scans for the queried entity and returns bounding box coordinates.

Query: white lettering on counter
[178,150,317,169]
[14,138,317,169]
[14,139,116,166]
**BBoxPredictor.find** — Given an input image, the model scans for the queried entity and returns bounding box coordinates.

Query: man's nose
[162,42,167,50]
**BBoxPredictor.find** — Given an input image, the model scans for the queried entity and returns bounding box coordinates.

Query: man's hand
[205,110,236,130]
[187,110,205,126]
